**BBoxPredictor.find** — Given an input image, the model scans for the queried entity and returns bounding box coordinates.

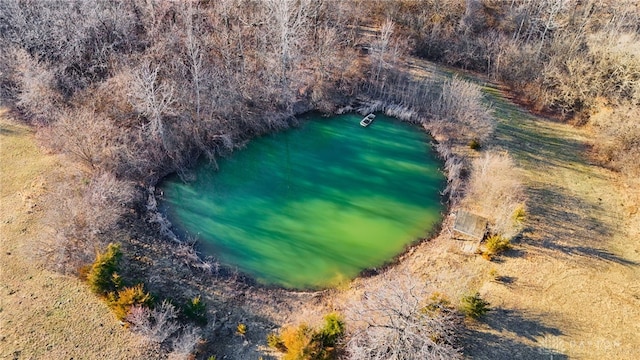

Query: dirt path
[0,111,147,359]
[462,87,640,359]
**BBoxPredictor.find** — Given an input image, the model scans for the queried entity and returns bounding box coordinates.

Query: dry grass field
[469,88,640,359]
[0,110,147,359]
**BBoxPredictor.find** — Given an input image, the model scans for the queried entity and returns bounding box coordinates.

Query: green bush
[512,204,526,223]
[268,313,346,360]
[86,243,153,320]
[183,295,207,325]
[460,292,490,319]
[108,284,153,320]
[237,323,247,336]
[267,332,287,352]
[468,139,481,150]
[87,243,122,295]
[318,313,345,348]
[484,235,511,256]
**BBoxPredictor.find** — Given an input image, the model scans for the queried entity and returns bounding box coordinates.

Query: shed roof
[453,210,488,240]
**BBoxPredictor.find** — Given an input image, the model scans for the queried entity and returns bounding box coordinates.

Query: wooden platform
[452,210,488,253]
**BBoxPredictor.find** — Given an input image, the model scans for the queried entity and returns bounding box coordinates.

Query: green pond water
[160,113,445,289]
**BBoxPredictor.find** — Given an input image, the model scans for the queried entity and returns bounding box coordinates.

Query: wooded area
[2,0,637,182]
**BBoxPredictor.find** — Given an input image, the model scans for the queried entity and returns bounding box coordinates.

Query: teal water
[160,113,445,289]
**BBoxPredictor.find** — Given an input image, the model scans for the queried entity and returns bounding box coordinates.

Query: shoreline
[142,104,459,294]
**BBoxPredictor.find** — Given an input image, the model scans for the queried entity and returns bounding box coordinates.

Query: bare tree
[51,107,114,168]
[128,63,176,143]
[180,2,205,122]
[168,326,201,360]
[510,0,569,47]
[463,151,525,238]
[536,0,568,56]
[264,0,315,96]
[127,301,202,359]
[591,106,640,177]
[346,273,463,360]
[436,143,467,205]
[372,20,395,83]
[127,301,181,344]
[428,76,495,143]
[37,171,136,273]
[10,48,61,124]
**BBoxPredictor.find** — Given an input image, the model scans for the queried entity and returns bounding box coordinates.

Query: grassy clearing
[467,82,640,359]
[0,110,146,359]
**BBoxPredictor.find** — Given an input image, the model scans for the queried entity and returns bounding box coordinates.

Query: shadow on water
[160,113,446,289]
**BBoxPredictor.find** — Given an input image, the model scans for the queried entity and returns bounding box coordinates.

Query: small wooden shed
[452,210,488,253]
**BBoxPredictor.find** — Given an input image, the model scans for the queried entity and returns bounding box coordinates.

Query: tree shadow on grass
[486,93,604,183]
[536,243,638,267]
[0,122,31,138]
[494,117,591,173]
[462,308,567,360]
[479,87,639,268]
[521,182,638,266]
[501,247,527,259]
[462,327,568,360]
[484,308,563,341]
[0,125,17,136]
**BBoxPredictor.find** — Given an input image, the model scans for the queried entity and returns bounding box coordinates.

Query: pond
[159,113,445,289]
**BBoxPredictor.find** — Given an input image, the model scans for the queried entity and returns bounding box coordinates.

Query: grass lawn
[0,110,146,359]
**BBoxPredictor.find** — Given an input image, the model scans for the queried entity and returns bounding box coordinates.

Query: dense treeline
[0,0,365,182]
[379,0,639,115]
[375,0,640,175]
[5,0,636,191]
